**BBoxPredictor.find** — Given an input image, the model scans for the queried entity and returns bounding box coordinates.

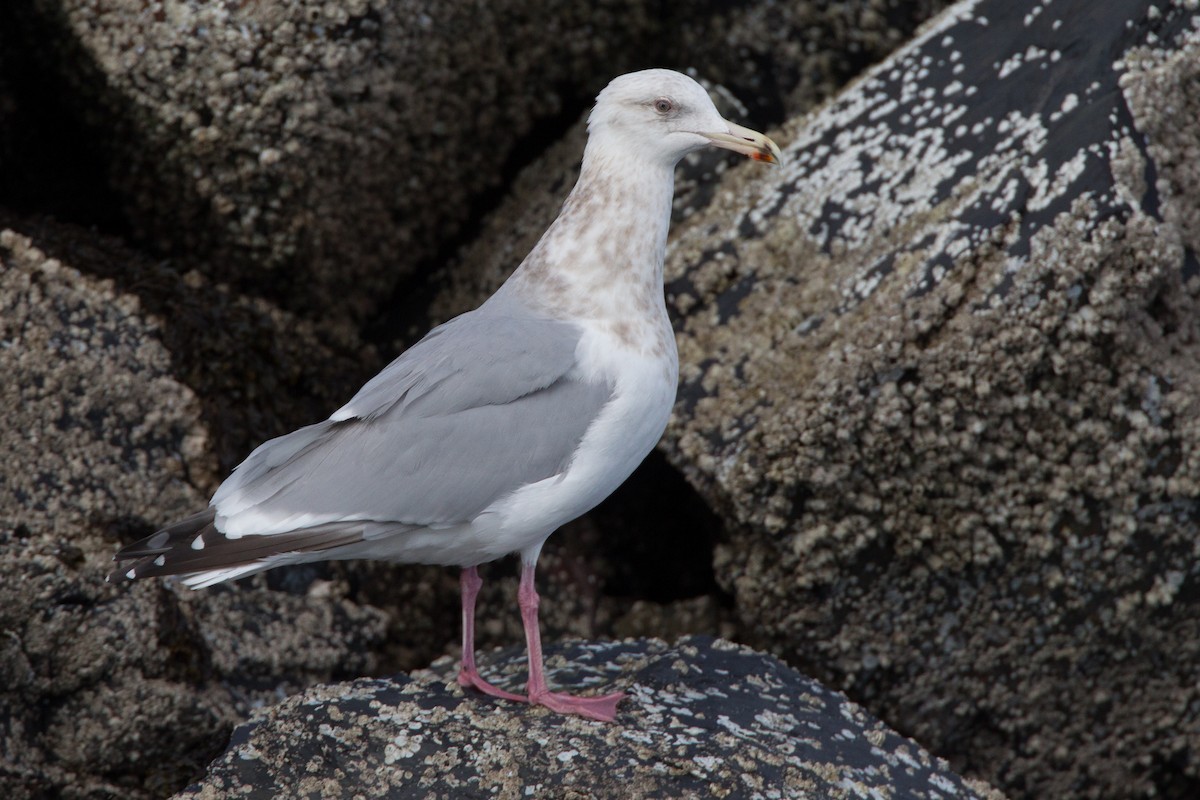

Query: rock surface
[178,637,1005,800]
[7,0,949,324]
[655,1,1200,798]
[7,0,641,319]
[0,224,393,799]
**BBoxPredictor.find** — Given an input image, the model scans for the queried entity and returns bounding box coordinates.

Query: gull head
[587,69,782,169]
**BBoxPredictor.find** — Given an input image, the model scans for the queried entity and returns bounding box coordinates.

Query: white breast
[462,319,679,563]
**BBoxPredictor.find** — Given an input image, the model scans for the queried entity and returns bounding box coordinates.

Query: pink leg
[518,561,624,722]
[457,566,525,702]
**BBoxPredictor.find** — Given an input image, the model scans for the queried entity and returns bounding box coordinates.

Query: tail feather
[109,508,366,585]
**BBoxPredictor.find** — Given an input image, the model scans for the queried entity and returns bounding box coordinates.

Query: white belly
[486,345,677,558]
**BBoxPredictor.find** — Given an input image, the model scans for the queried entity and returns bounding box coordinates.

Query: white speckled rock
[176,637,1005,800]
[659,2,1200,799]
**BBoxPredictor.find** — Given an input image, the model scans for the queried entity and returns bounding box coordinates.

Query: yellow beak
[701,121,783,165]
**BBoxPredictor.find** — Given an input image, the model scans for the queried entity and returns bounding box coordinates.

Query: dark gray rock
[178,637,1006,800]
[0,210,371,477]
[0,226,226,799]
[0,223,394,800]
[656,1,1200,798]
[668,0,953,124]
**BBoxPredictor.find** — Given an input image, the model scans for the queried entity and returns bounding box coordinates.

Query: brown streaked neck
[492,141,678,322]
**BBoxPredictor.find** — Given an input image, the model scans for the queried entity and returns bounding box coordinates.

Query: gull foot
[457,669,527,703]
[530,689,625,722]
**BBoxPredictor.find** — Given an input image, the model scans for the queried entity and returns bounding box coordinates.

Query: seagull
[111,68,780,722]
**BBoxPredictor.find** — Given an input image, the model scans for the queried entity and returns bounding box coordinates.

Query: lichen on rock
[659,1,1200,796]
[178,637,1005,800]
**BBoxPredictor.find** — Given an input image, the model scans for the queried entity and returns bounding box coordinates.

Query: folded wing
[112,311,611,581]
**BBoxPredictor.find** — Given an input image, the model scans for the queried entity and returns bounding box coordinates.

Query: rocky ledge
[180,636,1003,800]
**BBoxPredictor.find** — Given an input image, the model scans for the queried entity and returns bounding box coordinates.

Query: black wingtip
[110,509,367,584]
[111,509,217,580]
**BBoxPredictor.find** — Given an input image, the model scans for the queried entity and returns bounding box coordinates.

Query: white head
[587,69,781,168]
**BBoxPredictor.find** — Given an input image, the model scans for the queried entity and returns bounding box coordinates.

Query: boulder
[6,0,660,319]
[658,1,1200,798]
[0,224,395,799]
[178,637,1006,800]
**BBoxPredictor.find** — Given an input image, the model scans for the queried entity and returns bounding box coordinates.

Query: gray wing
[332,312,585,421]
[212,311,611,533]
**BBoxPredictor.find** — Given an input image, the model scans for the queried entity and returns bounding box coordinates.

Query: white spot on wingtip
[191,535,205,550]
[154,555,166,567]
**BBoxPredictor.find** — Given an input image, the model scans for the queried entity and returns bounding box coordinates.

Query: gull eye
[653,97,674,114]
